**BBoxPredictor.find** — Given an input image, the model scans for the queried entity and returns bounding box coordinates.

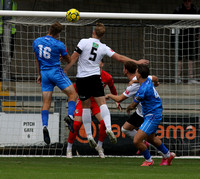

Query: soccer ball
[66,8,80,23]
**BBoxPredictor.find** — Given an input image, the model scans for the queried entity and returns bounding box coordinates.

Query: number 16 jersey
[75,38,115,78]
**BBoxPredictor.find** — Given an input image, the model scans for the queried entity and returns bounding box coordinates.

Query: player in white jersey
[64,23,149,147]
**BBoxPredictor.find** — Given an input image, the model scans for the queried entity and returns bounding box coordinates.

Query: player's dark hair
[49,22,63,36]
[124,61,137,74]
[137,64,150,78]
[94,23,105,38]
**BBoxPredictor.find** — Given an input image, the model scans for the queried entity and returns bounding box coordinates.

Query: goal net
[0,12,199,157]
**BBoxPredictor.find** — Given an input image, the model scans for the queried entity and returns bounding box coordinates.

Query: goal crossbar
[1,10,200,20]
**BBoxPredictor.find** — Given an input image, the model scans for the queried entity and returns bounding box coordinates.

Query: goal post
[0,11,199,157]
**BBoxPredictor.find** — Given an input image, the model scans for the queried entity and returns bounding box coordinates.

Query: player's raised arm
[111,53,149,65]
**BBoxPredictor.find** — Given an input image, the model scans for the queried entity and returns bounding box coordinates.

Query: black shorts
[127,111,144,128]
[76,75,104,101]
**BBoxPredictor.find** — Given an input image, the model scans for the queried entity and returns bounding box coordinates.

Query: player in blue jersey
[126,64,175,166]
[33,22,78,145]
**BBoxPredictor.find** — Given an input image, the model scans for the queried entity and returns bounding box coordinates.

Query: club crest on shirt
[92,42,99,48]
[75,109,79,114]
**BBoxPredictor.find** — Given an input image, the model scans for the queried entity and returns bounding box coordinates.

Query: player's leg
[134,114,163,166]
[121,111,143,139]
[94,96,117,144]
[42,91,53,145]
[134,129,154,166]
[62,84,78,133]
[94,112,106,158]
[53,67,78,132]
[81,98,97,148]
[40,70,55,145]
[67,116,82,158]
[147,134,175,166]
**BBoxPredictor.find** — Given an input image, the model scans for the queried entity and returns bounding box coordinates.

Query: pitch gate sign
[0,113,59,146]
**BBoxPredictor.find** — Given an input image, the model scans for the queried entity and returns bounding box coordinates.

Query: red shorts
[74,97,100,117]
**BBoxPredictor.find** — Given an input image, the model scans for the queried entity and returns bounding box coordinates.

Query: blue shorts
[139,114,162,136]
[41,67,72,92]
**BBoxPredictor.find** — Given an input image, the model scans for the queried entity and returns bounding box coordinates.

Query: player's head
[48,22,63,37]
[123,61,137,75]
[183,0,192,10]
[93,23,106,39]
[136,64,150,79]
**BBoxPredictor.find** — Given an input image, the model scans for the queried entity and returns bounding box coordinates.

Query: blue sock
[157,143,169,154]
[68,101,76,117]
[41,110,49,127]
[141,148,151,160]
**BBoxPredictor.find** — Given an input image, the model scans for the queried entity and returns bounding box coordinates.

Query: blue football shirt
[134,77,163,117]
[33,35,68,70]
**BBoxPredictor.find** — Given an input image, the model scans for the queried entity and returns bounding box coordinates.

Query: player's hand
[116,102,122,111]
[129,79,139,86]
[105,94,110,100]
[37,75,41,85]
[126,104,134,114]
[137,59,149,65]
[153,81,160,87]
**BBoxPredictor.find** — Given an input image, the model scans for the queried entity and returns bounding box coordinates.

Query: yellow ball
[66,8,80,23]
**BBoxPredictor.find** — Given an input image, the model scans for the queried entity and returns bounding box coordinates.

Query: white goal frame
[1,10,200,20]
[0,10,199,157]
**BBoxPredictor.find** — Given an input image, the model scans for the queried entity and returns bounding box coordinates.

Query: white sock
[97,141,103,148]
[146,158,153,162]
[121,127,137,139]
[82,108,92,137]
[100,104,111,130]
[163,151,170,158]
[67,143,73,150]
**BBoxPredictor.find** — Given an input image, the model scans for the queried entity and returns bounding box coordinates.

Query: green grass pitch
[0,157,199,179]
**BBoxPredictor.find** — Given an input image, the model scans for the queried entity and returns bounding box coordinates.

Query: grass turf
[0,157,199,179]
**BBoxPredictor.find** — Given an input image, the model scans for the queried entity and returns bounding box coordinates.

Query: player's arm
[126,101,138,114]
[64,51,79,73]
[35,54,41,85]
[61,54,71,64]
[151,75,159,87]
[107,77,122,110]
[106,93,128,103]
[111,53,149,65]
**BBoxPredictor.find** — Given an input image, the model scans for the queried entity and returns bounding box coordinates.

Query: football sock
[68,101,76,119]
[98,120,107,142]
[67,143,73,150]
[157,143,170,158]
[121,127,137,139]
[97,141,103,148]
[100,104,111,130]
[141,148,152,162]
[68,121,82,144]
[41,110,49,127]
[82,108,92,137]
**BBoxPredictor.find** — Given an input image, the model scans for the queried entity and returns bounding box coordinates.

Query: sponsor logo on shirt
[92,42,99,48]
[125,90,129,95]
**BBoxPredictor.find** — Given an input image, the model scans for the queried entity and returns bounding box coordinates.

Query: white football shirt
[123,76,152,117]
[76,38,115,78]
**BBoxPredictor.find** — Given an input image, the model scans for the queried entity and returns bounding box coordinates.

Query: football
[66,8,80,23]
